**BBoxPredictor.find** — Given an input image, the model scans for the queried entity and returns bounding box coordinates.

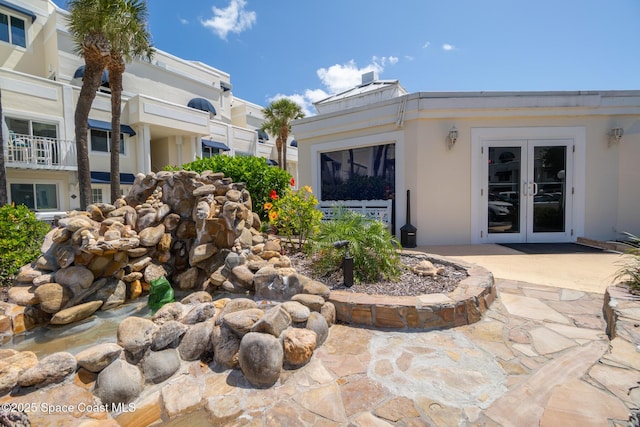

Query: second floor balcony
[4,134,77,170]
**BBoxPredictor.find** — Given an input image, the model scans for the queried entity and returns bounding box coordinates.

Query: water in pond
[5,298,152,357]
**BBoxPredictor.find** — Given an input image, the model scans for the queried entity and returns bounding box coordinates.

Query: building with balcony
[1,0,296,220]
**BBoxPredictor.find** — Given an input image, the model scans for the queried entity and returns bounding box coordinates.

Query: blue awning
[290,139,298,147]
[202,139,230,151]
[88,119,136,136]
[73,66,109,87]
[0,0,36,22]
[266,159,278,166]
[91,172,136,185]
[257,129,269,141]
[187,98,216,116]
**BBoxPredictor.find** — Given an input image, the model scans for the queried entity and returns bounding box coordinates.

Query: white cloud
[179,17,189,25]
[442,43,455,51]
[276,56,398,116]
[405,55,415,61]
[422,41,431,48]
[201,0,256,40]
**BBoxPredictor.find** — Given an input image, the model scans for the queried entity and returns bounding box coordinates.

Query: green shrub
[614,232,640,294]
[307,207,401,283]
[168,155,291,221]
[264,185,323,252]
[0,204,50,287]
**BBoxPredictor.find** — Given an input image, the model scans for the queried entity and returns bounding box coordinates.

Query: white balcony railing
[4,134,77,169]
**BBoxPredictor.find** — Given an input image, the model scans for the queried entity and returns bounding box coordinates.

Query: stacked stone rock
[1,170,337,397]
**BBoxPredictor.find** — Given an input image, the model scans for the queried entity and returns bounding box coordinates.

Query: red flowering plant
[263,185,322,252]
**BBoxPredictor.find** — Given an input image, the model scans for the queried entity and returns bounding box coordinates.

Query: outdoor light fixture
[333,240,353,287]
[448,126,458,149]
[608,127,624,146]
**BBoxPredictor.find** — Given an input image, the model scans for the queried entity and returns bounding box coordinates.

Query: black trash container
[400,189,417,248]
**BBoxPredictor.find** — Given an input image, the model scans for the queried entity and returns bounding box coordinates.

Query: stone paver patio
[109,279,638,426]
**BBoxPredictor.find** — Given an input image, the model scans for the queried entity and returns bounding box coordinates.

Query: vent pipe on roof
[361,71,378,85]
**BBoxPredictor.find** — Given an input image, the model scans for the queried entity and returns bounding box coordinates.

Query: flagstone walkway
[111,278,638,426]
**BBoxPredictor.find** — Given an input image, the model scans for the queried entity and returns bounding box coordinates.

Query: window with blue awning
[202,139,230,151]
[0,0,36,22]
[88,119,136,136]
[187,98,216,116]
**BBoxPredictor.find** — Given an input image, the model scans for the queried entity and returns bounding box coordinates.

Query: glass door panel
[487,146,521,235]
[531,146,566,234]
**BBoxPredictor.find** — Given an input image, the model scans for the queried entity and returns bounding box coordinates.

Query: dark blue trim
[290,139,298,147]
[202,139,230,151]
[266,159,278,166]
[88,118,136,136]
[187,98,216,115]
[0,0,36,22]
[257,129,269,141]
[91,172,136,185]
[73,65,109,87]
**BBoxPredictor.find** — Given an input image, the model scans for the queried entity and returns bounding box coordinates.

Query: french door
[483,139,574,243]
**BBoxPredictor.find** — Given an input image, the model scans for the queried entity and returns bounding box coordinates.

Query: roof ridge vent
[361,71,378,85]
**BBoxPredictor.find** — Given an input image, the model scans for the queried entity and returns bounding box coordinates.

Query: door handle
[532,182,538,196]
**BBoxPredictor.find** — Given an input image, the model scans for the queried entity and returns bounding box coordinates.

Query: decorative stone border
[328,252,496,330]
[603,284,640,342]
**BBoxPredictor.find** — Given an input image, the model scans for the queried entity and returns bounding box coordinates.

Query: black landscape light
[333,240,353,287]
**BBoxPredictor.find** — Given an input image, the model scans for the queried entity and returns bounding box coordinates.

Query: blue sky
[52,0,640,116]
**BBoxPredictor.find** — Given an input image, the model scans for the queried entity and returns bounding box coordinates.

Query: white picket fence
[317,199,392,229]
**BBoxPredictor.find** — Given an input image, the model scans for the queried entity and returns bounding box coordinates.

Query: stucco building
[292,72,640,245]
[1,0,296,220]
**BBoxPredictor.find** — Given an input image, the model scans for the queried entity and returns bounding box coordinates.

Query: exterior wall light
[608,127,624,146]
[448,126,458,149]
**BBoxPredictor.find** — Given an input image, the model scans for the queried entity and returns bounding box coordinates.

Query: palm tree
[0,89,8,205]
[105,0,153,203]
[261,99,304,171]
[68,0,113,210]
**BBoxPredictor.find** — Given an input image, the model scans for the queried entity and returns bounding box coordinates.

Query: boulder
[222,308,264,337]
[75,343,122,372]
[211,324,241,369]
[305,311,329,346]
[140,349,180,384]
[151,320,188,351]
[55,266,94,292]
[180,302,217,325]
[94,359,143,406]
[250,305,292,338]
[50,300,103,325]
[180,291,213,305]
[138,224,165,247]
[18,352,77,388]
[238,332,283,388]
[302,279,331,300]
[117,317,158,359]
[291,294,325,312]
[320,302,337,326]
[178,319,214,361]
[281,301,311,323]
[8,285,39,306]
[35,283,72,314]
[152,302,186,325]
[282,328,317,367]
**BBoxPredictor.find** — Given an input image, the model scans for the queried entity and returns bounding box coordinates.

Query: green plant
[168,155,291,221]
[614,232,640,293]
[307,207,402,284]
[0,204,50,287]
[265,185,323,252]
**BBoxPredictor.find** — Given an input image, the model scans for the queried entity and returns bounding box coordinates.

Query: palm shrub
[0,204,50,287]
[614,232,640,294]
[167,155,291,221]
[307,207,402,283]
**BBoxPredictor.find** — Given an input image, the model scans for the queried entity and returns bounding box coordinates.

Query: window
[10,183,58,210]
[201,143,221,158]
[91,129,124,154]
[320,143,395,201]
[0,13,26,47]
[6,118,57,139]
[92,188,103,204]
